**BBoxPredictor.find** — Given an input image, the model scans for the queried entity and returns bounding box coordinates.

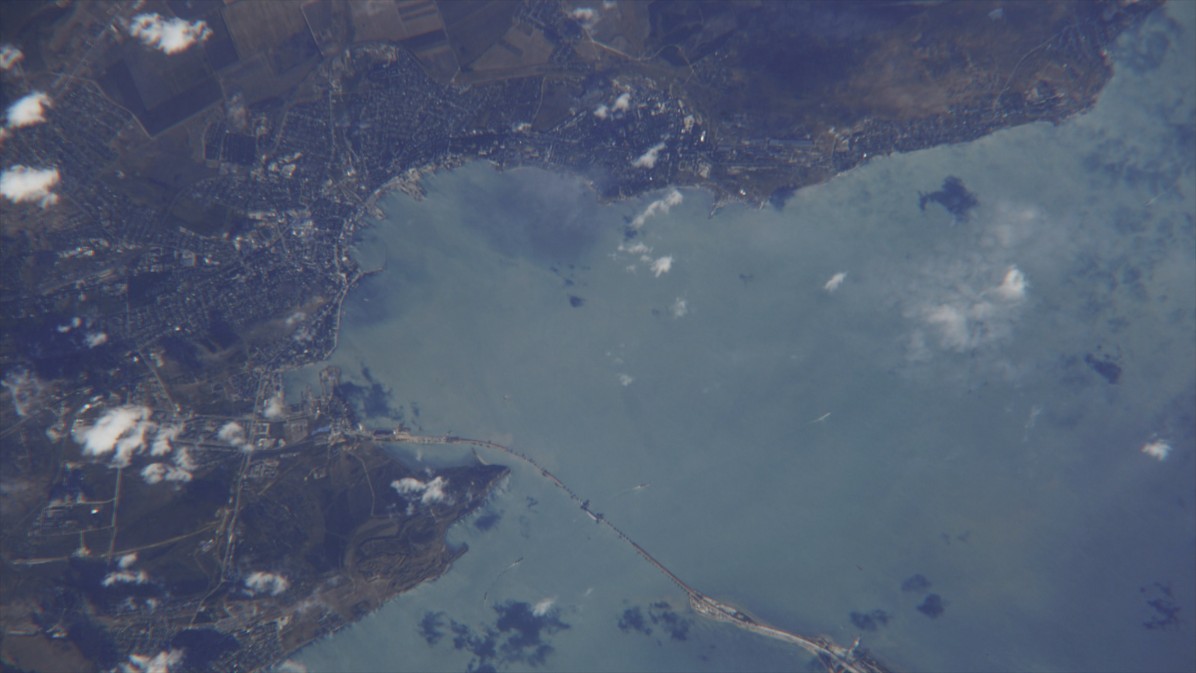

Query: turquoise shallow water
[287,5,1195,672]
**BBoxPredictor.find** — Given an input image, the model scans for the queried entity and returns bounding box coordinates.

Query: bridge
[377,426,891,673]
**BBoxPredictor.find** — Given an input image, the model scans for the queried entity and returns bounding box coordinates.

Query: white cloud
[173,446,196,471]
[85,332,109,348]
[921,303,989,352]
[264,392,285,419]
[595,93,631,120]
[74,410,189,470]
[993,266,1027,301]
[118,552,138,569]
[391,476,451,504]
[532,597,557,616]
[244,571,290,596]
[914,263,1032,354]
[218,421,252,451]
[103,569,149,586]
[392,477,425,495]
[2,368,41,417]
[1,165,61,207]
[823,272,847,293]
[617,373,634,386]
[632,142,666,169]
[1140,439,1171,461]
[275,661,309,673]
[120,649,184,673]
[0,45,23,71]
[670,297,688,317]
[5,91,50,129]
[650,256,673,277]
[141,462,192,484]
[570,7,597,24]
[629,189,682,229]
[151,424,183,456]
[127,13,212,55]
[73,406,154,467]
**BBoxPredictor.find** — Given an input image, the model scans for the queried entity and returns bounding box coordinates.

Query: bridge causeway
[378,427,891,673]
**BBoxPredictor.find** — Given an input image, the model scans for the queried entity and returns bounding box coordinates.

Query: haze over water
[289,6,1195,672]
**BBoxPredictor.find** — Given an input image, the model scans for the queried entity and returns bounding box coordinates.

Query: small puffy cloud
[0,44,24,71]
[1140,439,1171,461]
[5,91,50,129]
[120,649,184,673]
[127,13,212,55]
[103,569,149,586]
[173,446,197,471]
[595,93,631,120]
[1,165,61,207]
[823,272,847,293]
[76,411,188,471]
[85,332,109,348]
[263,392,285,419]
[570,7,597,25]
[617,373,634,386]
[630,189,682,230]
[218,421,252,451]
[632,142,666,169]
[244,571,289,596]
[151,424,183,456]
[650,256,673,277]
[392,477,426,495]
[422,476,449,503]
[993,266,1027,301]
[73,406,154,467]
[532,597,557,616]
[2,368,41,417]
[141,462,192,484]
[670,297,688,317]
[391,476,451,504]
[905,262,1030,361]
[922,304,978,352]
[119,552,138,569]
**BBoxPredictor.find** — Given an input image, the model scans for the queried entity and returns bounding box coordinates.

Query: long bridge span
[376,427,891,673]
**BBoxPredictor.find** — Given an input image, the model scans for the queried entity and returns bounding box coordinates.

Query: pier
[379,427,891,673]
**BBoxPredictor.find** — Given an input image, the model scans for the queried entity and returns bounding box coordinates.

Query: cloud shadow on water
[418,600,570,671]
